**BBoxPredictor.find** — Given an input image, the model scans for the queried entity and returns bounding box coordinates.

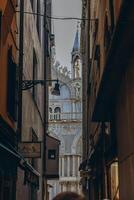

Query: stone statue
[62,66,68,76]
[75,83,81,97]
[74,59,80,78]
[58,66,63,73]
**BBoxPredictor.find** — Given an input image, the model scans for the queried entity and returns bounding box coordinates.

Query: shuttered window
[7,47,17,121]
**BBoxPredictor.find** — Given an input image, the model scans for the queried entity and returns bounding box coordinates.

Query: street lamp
[21,79,60,96]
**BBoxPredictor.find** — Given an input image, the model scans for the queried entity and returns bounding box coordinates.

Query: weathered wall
[16,0,44,199]
[116,57,134,200]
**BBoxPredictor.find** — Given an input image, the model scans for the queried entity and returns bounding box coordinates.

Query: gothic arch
[59,81,76,98]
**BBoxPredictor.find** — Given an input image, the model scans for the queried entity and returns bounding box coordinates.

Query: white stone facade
[47,28,82,198]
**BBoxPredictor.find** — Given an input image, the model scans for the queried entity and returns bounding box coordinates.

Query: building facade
[81,0,134,200]
[16,1,43,199]
[16,0,52,200]
[47,28,82,199]
[0,0,53,199]
[0,0,20,199]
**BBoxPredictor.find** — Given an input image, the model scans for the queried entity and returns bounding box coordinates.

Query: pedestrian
[52,191,85,200]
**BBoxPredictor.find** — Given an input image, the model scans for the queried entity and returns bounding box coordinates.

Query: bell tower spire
[71,22,81,79]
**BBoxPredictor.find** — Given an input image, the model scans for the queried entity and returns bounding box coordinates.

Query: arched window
[49,107,53,120]
[54,107,61,120]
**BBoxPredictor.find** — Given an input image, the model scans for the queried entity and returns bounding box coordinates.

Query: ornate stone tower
[47,26,82,199]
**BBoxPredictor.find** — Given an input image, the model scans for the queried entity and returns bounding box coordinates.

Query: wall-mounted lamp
[22,79,60,96]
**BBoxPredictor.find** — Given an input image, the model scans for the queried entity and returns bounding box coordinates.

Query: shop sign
[18,142,41,158]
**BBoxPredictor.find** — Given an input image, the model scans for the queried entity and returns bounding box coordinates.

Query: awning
[0,142,21,161]
[0,116,40,188]
[0,142,40,188]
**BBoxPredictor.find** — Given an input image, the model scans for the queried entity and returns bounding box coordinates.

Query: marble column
[62,157,64,177]
[72,155,75,176]
[72,102,75,119]
[59,157,61,176]
[63,182,66,192]
[71,182,76,191]
[78,156,80,176]
[67,156,70,177]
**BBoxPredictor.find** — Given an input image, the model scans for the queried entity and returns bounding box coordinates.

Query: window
[36,0,40,37]
[0,11,2,43]
[7,47,17,121]
[49,107,53,120]
[93,19,98,41]
[54,107,61,120]
[95,44,100,70]
[108,161,119,200]
[104,16,111,52]
[32,49,38,102]
[30,0,34,10]
[48,150,56,160]
[109,0,115,33]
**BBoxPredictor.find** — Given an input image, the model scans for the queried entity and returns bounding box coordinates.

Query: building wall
[83,0,123,161]
[116,57,134,200]
[16,0,45,199]
[0,0,18,128]
[81,0,90,161]
[0,1,20,200]
[81,0,124,199]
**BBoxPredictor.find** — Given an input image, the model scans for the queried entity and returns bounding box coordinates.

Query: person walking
[52,191,85,200]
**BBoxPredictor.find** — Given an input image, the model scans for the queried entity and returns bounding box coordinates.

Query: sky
[52,0,82,69]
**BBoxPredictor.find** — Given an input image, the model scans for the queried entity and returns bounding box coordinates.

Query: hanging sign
[18,142,41,158]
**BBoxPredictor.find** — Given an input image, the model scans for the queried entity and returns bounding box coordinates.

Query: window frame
[7,47,17,121]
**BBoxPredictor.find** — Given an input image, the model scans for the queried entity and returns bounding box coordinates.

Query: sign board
[18,142,41,158]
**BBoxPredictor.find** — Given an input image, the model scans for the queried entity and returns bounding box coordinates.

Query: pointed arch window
[54,107,61,120]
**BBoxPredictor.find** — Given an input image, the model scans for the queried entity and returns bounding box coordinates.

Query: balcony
[49,112,82,122]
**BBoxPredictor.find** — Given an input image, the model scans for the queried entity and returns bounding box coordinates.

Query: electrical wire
[15,10,91,21]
